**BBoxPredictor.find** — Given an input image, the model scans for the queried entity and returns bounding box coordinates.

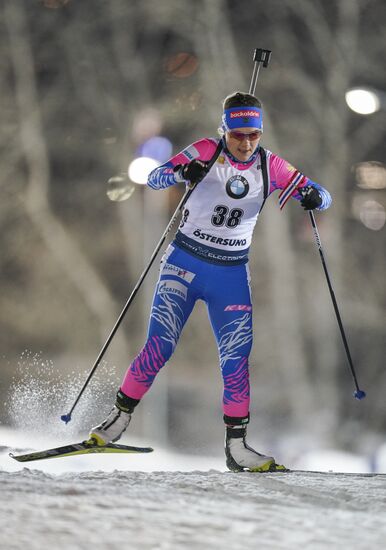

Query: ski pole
[61,186,199,423]
[61,144,222,423]
[308,211,366,400]
[249,48,271,94]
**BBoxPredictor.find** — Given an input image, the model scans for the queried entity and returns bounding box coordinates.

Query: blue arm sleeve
[147,161,178,190]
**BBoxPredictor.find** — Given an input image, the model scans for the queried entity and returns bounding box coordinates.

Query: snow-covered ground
[1,427,386,550]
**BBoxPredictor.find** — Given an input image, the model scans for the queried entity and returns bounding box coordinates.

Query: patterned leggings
[121,243,253,419]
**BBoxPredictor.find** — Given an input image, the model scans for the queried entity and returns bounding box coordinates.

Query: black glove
[174,160,208,187]
[299,185,322,210]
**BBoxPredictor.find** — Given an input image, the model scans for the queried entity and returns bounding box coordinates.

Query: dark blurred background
[0,0,385,462]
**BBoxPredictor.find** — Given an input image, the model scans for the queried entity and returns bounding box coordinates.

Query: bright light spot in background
[137,136,173,164]
[354,161,386,190]
[360,200,386,230]
[352,195,386,231]
[107,174,135,202]
[128,157,160,185]
[345,88,380,115]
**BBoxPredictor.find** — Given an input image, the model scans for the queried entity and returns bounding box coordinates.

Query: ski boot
[225,423,286,473]
[88,390,139,446]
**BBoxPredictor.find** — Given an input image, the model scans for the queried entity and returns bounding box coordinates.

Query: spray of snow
[4,351,118,439]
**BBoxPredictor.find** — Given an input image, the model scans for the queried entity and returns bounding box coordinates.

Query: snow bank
[1,428,386,550]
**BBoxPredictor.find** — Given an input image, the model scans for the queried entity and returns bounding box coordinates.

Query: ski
[281,470,377,476]
[9,441,154,463]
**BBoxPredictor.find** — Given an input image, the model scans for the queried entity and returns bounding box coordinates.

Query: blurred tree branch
[4,0,130,359]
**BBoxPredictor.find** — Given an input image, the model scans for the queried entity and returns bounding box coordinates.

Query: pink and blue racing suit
[120,137,331,424]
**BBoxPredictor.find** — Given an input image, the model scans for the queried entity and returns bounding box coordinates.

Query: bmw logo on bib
[226,175,249,199]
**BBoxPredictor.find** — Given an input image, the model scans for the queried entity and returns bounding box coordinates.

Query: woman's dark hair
[223,91,262,110]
